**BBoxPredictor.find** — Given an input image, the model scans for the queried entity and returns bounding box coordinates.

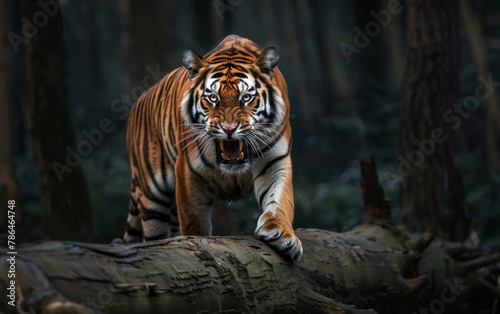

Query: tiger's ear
[183,50,206,79]
[255,47,279,78]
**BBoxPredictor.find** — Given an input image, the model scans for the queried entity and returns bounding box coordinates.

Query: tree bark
[1,159,498,314]
[398,0,470,241]
[22,0,93,241]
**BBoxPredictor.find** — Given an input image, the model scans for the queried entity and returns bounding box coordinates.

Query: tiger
[123,35,302,261]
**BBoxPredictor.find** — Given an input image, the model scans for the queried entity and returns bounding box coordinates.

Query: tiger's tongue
[221,139,241,157]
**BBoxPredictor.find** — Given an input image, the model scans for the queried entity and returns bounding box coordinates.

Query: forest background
[0,0,499,248]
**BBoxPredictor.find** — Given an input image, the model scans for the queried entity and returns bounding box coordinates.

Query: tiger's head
[180,44,286,171]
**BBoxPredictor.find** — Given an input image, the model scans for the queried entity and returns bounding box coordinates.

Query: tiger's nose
[220,123,237,137]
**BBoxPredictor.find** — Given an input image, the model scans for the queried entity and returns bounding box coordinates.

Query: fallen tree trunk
[1,160,498,313]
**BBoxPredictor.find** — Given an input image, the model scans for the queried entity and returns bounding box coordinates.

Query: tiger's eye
[209,95,218,103]
[242,94,251,102]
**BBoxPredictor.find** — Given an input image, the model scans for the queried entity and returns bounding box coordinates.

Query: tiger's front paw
[255,214,303,261]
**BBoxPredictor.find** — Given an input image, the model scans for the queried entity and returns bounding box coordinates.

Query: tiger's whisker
[176,131,204,147]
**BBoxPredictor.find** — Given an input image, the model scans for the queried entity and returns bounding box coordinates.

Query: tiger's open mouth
[216,139,249,164]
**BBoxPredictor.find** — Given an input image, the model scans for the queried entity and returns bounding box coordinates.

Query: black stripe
[152,156,170,196]
[148,195,173,208]
[162,71,176,97]
[234,72,248,78]
[242,46,260,57]
[168,115,177,156]
[130,103,145,169]
[212,64,226,72]
[200,101,210,111]
[230,64,248,72]
[141,110,157,185]
[192,99,208,124]
[210,56,253,64]
[261,126,288,154]
[138,185,173,211]
[129,203,139,215]
[185,151,209,183]
[198,147,214,169]
[192,93,202,122]
[139,87,152,106]
[212,62,249,72]
[159,144,168,191]
[130,177,138,193]
[135,106,150,192]
[168,91,178,155]
[164,137,177,166]
[266,200,278,207]
[258,185,272,208]
[254,97,275,122]
[128,130,138,169]
[154,80,166,113]
[255,152,289,180]
[263,84,277,122]
[126,223,142,237]
[236,49,255,58]
[267,87,277,121]
[142,209,170,222]
[142,113,172,199]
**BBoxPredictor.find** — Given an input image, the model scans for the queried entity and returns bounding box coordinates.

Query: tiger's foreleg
[253,154,303,261]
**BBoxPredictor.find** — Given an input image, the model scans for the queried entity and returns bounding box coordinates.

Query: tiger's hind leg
[123,195,143,243]
[139,190,174,241]
[123,174,177,242]
[124,96,178,242]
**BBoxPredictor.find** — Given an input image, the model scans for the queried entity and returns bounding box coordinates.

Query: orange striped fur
[123,35,302,260]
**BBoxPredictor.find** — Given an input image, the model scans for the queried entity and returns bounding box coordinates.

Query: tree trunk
[1,159,498,314]
[398,0,470,241]
[310,0,352,110]
[459,0,500,175]
[380,0,404,84]
[352,0,390,86]
[122,0,170,91]
[282,0,316,134]
[22,0,93,241]
[0,0,19,229]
